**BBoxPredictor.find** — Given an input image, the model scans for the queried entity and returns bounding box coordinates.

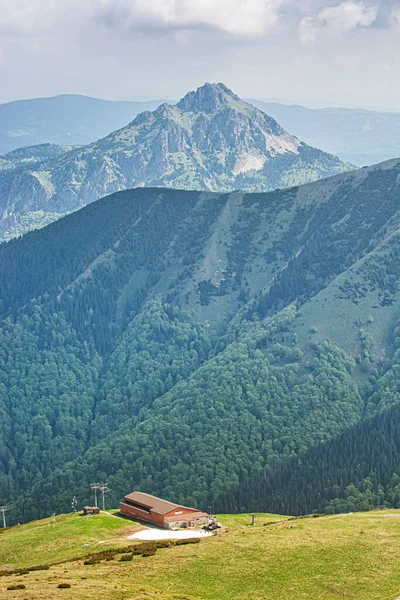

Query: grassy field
[0,511,140,569]
[2,510,400,599]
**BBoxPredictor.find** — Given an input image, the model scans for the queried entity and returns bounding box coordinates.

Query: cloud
[0,0,92,35]
[0,0,45,34]
[299,1,378,45]
[97,0,286,37]
[391,7,400,29]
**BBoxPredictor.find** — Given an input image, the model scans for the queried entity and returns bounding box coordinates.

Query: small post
[208,505,212,517]
[0,506,8,529]
[251,514,255,526]
[90,483,100,508]
[98,484,110,511]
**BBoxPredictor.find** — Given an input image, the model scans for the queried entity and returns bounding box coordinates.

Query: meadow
[1,510,400,599]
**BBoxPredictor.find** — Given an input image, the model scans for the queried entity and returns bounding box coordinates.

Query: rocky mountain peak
[0,82,353,242]
[176,82,241,114]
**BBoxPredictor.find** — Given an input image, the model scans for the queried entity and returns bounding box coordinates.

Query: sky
[0,0,399,109]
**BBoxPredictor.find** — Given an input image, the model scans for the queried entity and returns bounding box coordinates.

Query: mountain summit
[0,83,352,240]
[176,82,241,113]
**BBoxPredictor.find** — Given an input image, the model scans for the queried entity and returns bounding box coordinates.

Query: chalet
[120,491,209,529]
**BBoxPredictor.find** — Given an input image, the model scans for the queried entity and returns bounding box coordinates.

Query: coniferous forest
[1,157,400,524]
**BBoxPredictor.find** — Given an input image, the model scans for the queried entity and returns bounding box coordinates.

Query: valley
[1,156,400,525]
[2,1,399,597]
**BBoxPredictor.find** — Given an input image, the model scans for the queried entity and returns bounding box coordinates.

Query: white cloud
[391,7,400,29]
[299,1,378,45]
[0,0,92,35]
[97,0,286,37]
[0,0,45,34]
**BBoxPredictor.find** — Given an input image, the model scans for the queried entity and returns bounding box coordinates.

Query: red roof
[124,491,201,516]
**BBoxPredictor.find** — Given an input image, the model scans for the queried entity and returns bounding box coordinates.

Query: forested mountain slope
[0,83,352,242]
[216,377,400,516]
[1,157,400,523]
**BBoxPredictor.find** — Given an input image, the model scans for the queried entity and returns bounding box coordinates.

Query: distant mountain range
[1,91,399,168]
[250,100,400,167]
[0,95,165,154]
[2,155,400,524]
[0,83,351,241]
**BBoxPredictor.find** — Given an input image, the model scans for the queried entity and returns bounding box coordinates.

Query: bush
[7,585,26,590]
[141,548,156,557]
[119,554,133,562]
[57,583,71,589]
[0,570,15,578]
[174,538,201,546]
[28,565,50,572]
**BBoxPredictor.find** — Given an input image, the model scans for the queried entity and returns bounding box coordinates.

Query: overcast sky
[0,0,399,109]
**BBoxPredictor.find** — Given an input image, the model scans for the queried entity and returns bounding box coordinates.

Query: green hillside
[2,511,400,599]
[0,511,135,569]
[1,158,400,524]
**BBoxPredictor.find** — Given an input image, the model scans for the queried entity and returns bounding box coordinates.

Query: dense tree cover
[216,319,400,515]
[1,159,400,523]
[0,306,100,510]
[91,298,213,438]
[215,399,400,516]
[8,307,365,522]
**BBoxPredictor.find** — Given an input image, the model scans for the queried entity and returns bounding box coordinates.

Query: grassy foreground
[2,510,400,598]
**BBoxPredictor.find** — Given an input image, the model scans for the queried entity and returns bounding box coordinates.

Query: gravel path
[128,528,213,541]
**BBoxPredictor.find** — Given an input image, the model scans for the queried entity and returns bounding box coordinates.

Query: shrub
[174,538,201,546]
[28,565,50,572]
[141,548,156,557]
[120,554,133,562]
[0,569,15,578]
[7,584,26,590]
[57,583,71,589]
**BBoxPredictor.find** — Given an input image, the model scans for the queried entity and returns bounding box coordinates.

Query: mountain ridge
[2,91,399,167]
[250,99,400,166]
[1,156,400,523]
[0,83,352,241]
[0,94,166,154]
